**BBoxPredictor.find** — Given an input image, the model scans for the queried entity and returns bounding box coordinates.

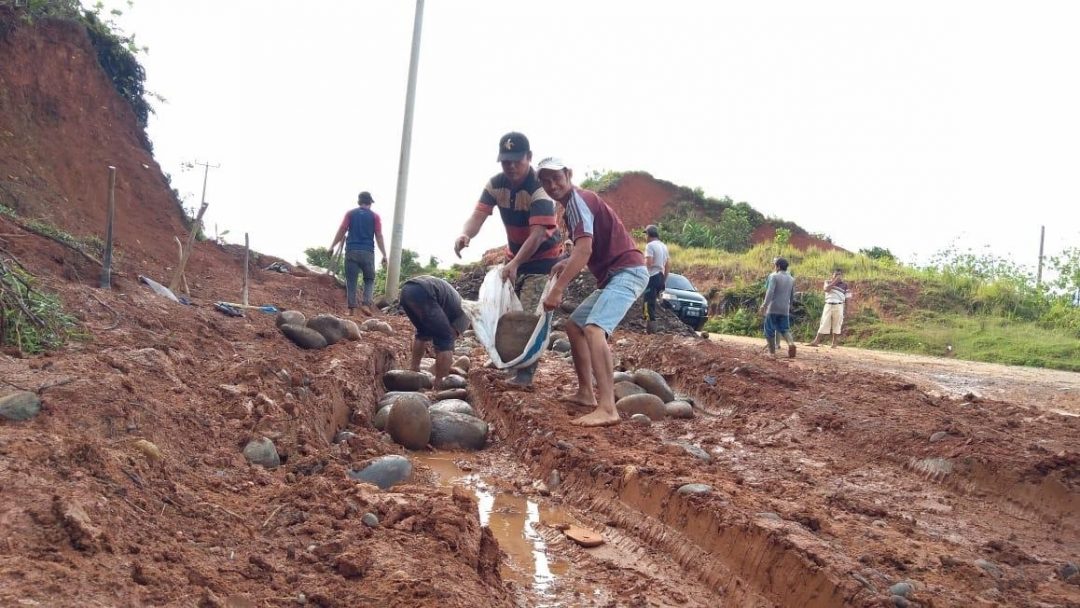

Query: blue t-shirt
[341,207,381,252]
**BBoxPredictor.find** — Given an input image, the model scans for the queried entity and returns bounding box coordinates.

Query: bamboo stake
[169,201,207,292]
[242,232,250,306]
[99,166,117,288]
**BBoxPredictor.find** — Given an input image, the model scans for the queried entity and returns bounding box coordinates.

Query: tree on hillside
[715,207,752,252]
[860,246,897,263]
[773,227,792,256]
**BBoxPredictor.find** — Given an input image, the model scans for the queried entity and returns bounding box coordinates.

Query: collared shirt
[476,168,561,274]
[562,188,645,288]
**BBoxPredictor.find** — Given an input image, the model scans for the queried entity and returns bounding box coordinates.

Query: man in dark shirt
[537,157,649,427]
[330,191,387,316]
[453,132,560,387]
[400,275,470,386]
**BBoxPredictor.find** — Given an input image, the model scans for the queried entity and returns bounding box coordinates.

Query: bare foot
[571,408,620,427]
[560,392,596,407]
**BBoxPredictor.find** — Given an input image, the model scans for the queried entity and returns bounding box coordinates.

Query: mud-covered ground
[1,229,1077,606]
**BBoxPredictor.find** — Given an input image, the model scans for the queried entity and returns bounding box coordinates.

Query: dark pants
[643,272,665,320]
[345,250,376,308]
[400,282,455,352]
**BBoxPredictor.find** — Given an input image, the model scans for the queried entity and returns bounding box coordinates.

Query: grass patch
[0,262,82,354]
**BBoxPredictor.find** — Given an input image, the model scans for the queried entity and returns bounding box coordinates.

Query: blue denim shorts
[569,266,649,335]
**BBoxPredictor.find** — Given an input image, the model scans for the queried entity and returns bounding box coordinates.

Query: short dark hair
[645,225,659,238]
[775,258,789,271]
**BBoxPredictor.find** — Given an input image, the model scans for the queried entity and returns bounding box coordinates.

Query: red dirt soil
[1,13,1078,608]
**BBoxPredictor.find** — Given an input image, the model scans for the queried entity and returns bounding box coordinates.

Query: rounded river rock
[280,323,327,350]
[429,411,488,451]
[616,393,666,421]
[386,395,431,450]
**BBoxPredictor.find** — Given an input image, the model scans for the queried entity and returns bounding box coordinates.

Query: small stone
[434,388,469,402]
[132,439,162,462]
[438,374,467,390]
[361,513,379,528]
[673,393,696,407]
[360,319,394,335]
[360,318,382,332]
[757,512,782,521]
[929,431,948,443]
[632,369,675,402]
[385,395,431,450]
[612,371,633,384]
[664,441,712,462]
[547,331,568,349]
[629,414,652,426]
[677,483,712,495]
[890,595,911,608]
[429,399,476,417]
[872,519,887,528]
[383,370,433,392]
[547,470,561,490]
[616,393,666,421]
[348,455,413,490]
[242,437,281,469]
[306,314,347,345]
[334,431,357,444]
[275,310,306,328]
[615,338,629,346]
[975,558,1003,579]
[0,391,42,421]
[341,319,361,340]
[613,381,646,401]
[551,339,571,353]
[453,356,471,371]
[664,400,694,419]
[280,324,327,350]
[495,311,539,361]
[429,411,488,451]
[888,582,914,598]
[1058,562,1078,581]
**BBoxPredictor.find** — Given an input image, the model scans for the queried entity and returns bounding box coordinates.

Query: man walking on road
[642,224,669,334]
[808,269,849,348]
[537,157,649,427]
[454,132,561,387]
[760,257,797,357]
[330,191,387,316]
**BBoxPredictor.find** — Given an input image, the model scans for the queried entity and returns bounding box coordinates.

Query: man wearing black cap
[454,132,561,387]
[330,191,387,316]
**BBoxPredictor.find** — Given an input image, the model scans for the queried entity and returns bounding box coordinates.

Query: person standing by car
[453,132,561,388]
[643,224,670,334]
[329,191,387,316]
[808,269,849,348]
[537,157,648,427]
[759,257,797,357]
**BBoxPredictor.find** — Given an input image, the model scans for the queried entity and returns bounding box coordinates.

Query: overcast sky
[98,0,1079,274]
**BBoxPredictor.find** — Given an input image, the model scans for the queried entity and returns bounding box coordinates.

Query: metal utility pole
[169,160,219,292]
[1036,225,1045,287]
[385,0,425,301]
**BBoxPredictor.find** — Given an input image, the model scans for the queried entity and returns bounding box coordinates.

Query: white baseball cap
[536,157,568,172]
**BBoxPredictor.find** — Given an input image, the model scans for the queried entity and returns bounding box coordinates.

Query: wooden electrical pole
[99,165,117,288]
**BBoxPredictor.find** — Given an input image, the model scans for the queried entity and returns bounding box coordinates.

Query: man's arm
[759,275,775,314]
[502,225,547,283]
[454,207,489,258]
[330,223,348,252]
[543,236,592,311]
[375,231,387,264]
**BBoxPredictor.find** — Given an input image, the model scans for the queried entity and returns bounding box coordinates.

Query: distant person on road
[642,224,670,334]
[329,191,387,316]
[537,157,649,427]
[400,275,471,387]
[453,132,561,388]
[759,257,797,357]
[808,269,849,348]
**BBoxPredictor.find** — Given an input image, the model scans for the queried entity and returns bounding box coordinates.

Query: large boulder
[665,400,694,419]
[378,391,431,412]
[383,370,433,392]
[386,394,431,449]
[434,388,469,402]
[429,399,476,417]
[632,369,675,403]
[616,393,666,421]
[306,314,348,345]
[613,371,634,384]
[280,324,327,350]
[438,374,467,390]
[372,403,392,431]
[341,319,361,340]
[429,411,488,451]
[242,437,281,469]
[0,391,41,421]
[348,455,412,490]
[613,381,646,401]
[495,311,539,362]
[275,310,306,328]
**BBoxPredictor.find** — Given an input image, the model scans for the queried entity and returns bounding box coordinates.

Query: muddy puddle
[414,452,584,605]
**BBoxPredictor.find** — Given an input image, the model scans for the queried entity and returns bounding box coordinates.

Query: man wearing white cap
[536,157,649,427]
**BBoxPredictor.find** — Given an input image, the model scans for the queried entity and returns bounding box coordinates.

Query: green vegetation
[0,258,81,354]
[304,247,454,296]
[694,243,1080,371]
[0,203,107,259]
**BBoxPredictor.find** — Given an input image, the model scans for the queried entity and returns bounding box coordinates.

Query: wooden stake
[169,201,207,292]
[242,232,250,306]
[98,166,117,288]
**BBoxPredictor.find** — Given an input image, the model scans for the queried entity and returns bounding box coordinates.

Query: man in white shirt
[643,225,669,334]
[808,269,850,348]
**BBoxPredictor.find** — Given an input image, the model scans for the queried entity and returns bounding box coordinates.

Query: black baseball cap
[358,191,374,204]
[497,132,530,162]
